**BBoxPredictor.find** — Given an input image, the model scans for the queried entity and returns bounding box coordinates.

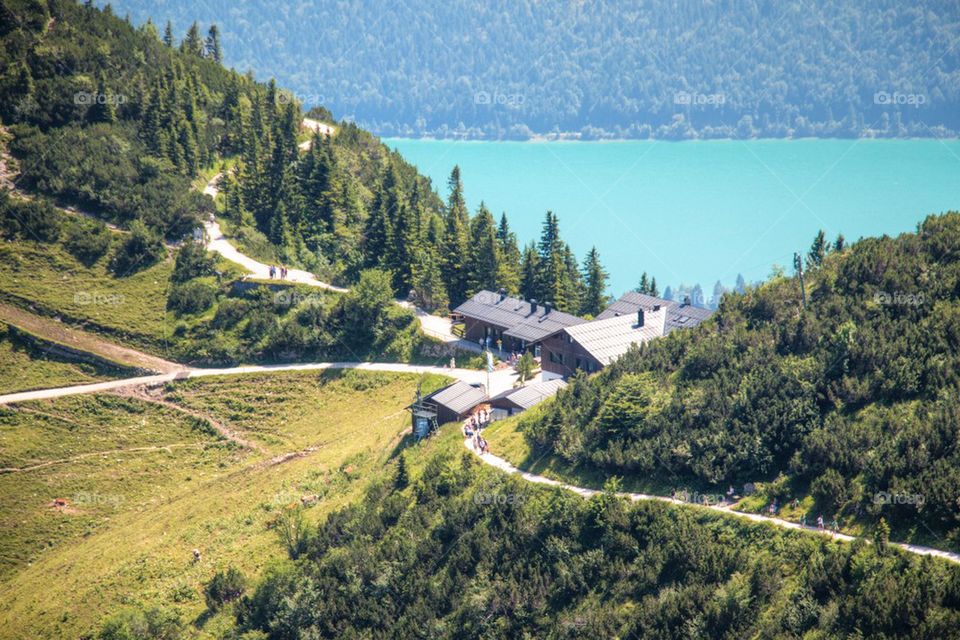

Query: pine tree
[88,72,116,123]
[712,280,726,309]
[495,213,521,294]
[163,20,174,47]
[410,248,448,311]
[519,242,540,300]
[735,273,747,294]
[635,272,650,295]
[649,277,659,297]
[181,22,204,57]
[834,233,846,252]
[580,246,609,317]
[807,229,827,268]
[394,454,409,490]
[441,166,470,304]
[206,24,222,62]
[690,283,705,308]
[466,203,501,296]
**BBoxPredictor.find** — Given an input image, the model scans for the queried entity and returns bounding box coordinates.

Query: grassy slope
[0,323,117,393]
[0,237,175,353]
[0,369,449,639]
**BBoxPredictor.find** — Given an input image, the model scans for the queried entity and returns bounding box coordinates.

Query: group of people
[269,264,289,279]
[464,409,491,454]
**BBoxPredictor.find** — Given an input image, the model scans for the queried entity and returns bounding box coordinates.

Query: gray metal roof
[491,378,568,410]
[454,290,585,342]
[564,308,667,365]
[596,291,713,333]
[424,381,487,415]
[502,308,585,343]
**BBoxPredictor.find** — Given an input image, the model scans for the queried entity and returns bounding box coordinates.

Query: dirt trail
[113,385,261,451]
[0,442,212,474]
[0,303,185,374]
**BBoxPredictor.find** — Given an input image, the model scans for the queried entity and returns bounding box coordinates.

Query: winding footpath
[463,439,960,565]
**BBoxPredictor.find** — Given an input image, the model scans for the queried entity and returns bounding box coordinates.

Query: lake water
[385,138,960,296]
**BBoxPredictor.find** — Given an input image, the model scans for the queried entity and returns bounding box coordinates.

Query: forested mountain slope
[522,213,960,546]
[226,446,960,639]
[104,0,960,139]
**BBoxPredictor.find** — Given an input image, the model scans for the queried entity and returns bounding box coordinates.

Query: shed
[489,379,568,416]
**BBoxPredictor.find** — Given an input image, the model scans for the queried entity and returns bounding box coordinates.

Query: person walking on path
[817,515,824,531]
[269,265,276,279]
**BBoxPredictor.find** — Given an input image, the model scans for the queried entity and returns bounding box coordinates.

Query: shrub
[110,220,165,276]
[167,281,217,316]
[64,218,112,265]
[172,241,215,282]
[205,567,247,610]
[98,606,182,640]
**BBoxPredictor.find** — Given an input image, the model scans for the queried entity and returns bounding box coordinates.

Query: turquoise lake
[385,138,960,296]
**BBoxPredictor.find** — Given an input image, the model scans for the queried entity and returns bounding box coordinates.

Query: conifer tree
[206,24,222,62]
[181,22,204,57]
[163,20,174,47]
[496,213,521,294]
[466,203,501,296]
[441,166,470,304]
[808,229,827,268]
[580,246,609,317]
[88,72,116,123]
[519,242,540,300]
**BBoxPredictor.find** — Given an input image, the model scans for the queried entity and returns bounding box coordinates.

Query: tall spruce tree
[466,203,501,296]
[206,24,222,62]
[580,246,609,317]
[441,166,470,304]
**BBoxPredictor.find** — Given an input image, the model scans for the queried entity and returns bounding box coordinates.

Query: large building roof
[564,307,667,365]
[596,291,713,333]
[454,290,585,342]
[423,381,487,416]
[490,378,567,411]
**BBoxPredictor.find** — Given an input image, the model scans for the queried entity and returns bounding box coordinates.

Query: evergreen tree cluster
[224,452,960,639]
[0,0,265,240]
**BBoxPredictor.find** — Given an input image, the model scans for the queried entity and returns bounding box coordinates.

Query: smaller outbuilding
[489,378,568,418]
[408,380,488,435]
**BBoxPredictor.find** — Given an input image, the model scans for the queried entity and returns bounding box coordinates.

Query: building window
[549,351,564,364]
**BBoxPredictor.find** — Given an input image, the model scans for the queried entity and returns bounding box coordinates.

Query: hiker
[830,518,839,533]
[817,515,824,531]
[269,265,276,279]
[800,514,807,527]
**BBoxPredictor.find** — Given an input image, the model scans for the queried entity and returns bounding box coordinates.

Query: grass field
[0,369,450,639]
[0,323,118,394]
[0,236,176,353]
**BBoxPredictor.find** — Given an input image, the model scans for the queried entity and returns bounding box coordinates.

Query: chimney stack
[544,301,552,315]
[637,308,645,327]
[653,304,661,312]
[499,288,507,302]
[530,298,538,314]
[682,296,691,307]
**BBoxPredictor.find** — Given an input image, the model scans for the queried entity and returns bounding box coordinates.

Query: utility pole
[793,252,807,308]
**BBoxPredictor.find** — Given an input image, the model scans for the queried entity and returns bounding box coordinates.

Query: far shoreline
[381,134,960,144]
